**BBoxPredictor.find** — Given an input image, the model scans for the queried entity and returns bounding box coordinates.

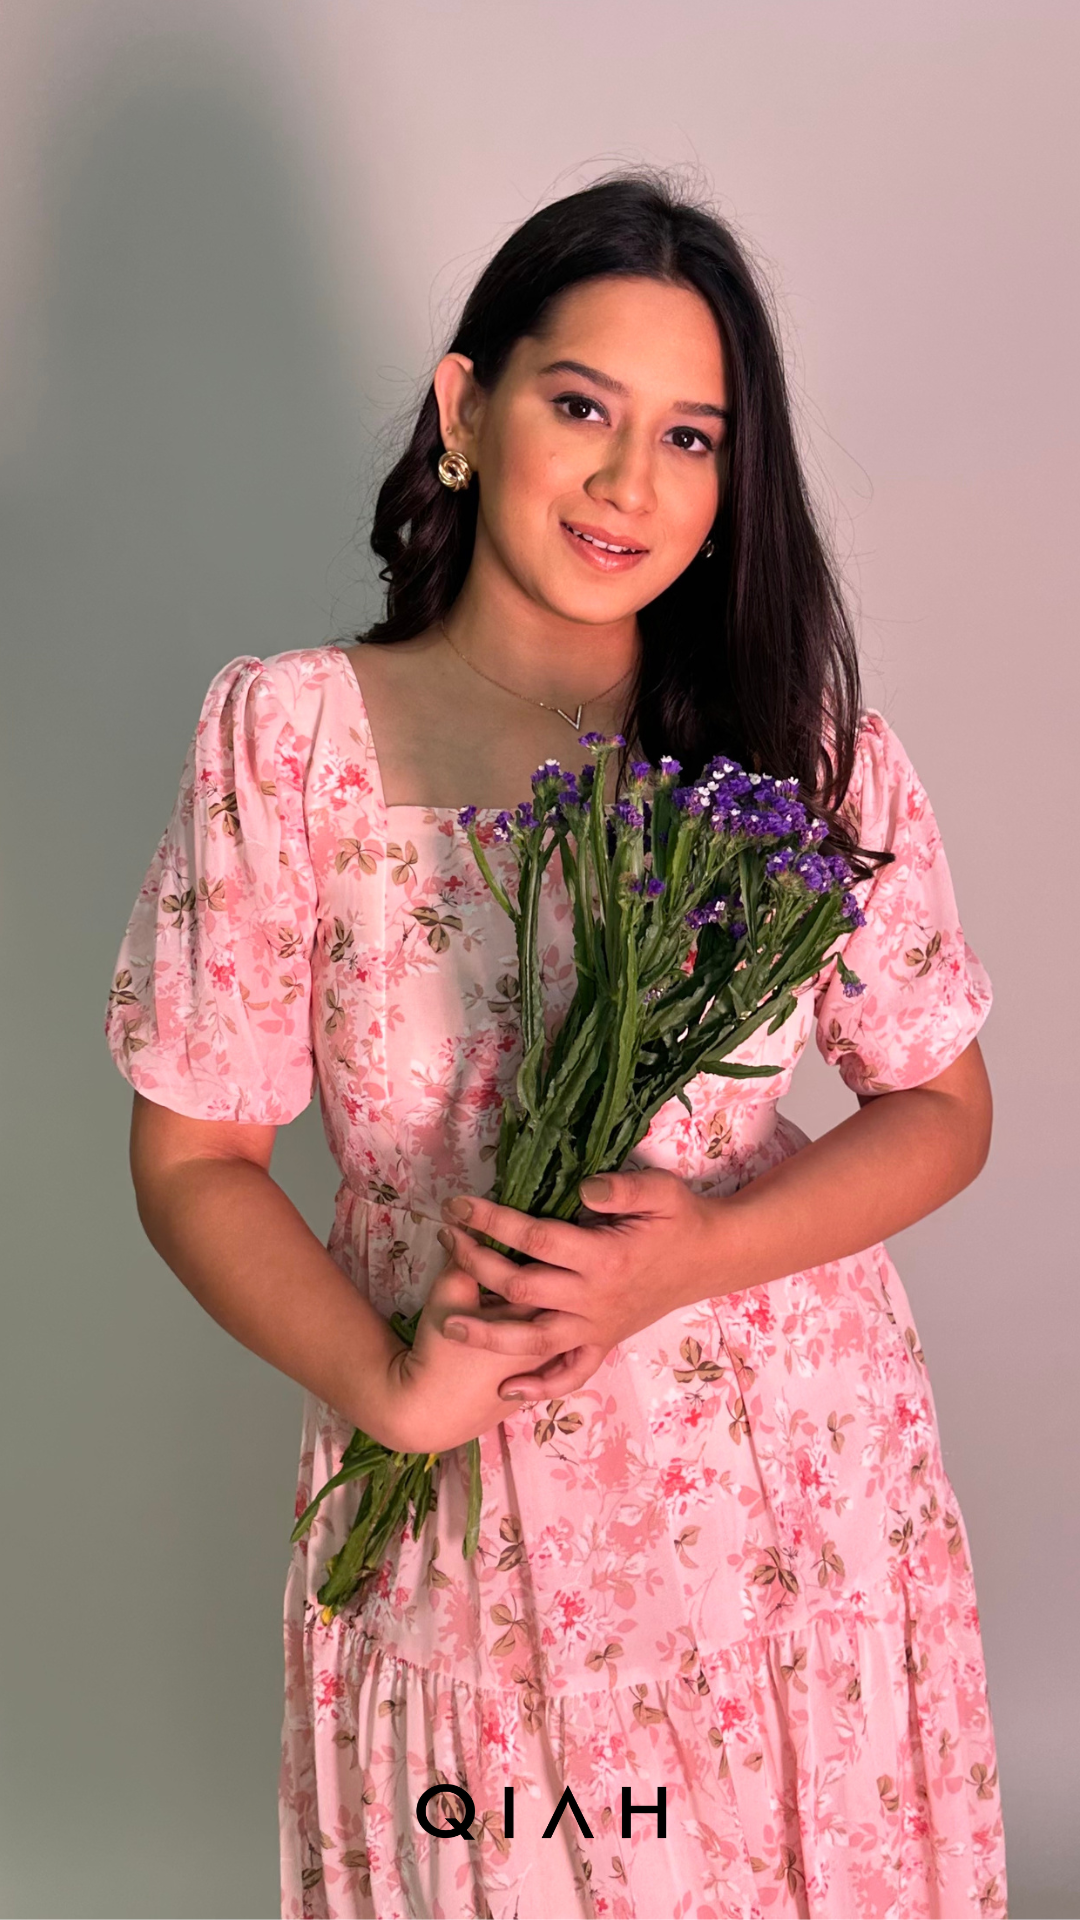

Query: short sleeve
[104,654,319,1123]
[813,709,992,1095]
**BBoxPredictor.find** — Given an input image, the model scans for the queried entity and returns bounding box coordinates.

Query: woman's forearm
[133,1154,406,1438]
[703,1079,992,1299]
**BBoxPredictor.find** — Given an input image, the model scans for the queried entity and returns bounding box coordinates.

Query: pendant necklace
[438,617,633,733]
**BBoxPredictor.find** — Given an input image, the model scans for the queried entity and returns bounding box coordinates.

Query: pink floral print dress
[105,645,1007,1920]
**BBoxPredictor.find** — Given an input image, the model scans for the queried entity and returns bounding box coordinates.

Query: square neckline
[330,643,508,823]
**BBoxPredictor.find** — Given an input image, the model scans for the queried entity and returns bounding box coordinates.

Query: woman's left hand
[435,1167,726,1403]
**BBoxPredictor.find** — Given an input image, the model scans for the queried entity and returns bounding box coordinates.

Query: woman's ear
[432,352,482,454]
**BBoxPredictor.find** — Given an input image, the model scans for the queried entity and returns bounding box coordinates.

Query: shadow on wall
[1,28,377,1920]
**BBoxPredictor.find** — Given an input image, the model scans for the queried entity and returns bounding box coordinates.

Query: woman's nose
[585,429,657,516]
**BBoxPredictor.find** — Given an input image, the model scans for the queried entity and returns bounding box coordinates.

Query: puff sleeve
[813,708,992,1095]
[104,655,318,1123]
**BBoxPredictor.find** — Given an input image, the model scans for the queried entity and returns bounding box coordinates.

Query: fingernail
[443,1196,472,1222]
[437,1226,454,1251]
[443,1321,468,1342]
[500,1390,527,1402]
[581,1176,610,1201]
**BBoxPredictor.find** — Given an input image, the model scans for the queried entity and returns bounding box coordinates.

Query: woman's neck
[444,568,642,716]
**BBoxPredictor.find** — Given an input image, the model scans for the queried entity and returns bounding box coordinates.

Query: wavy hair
[355,168,891,883]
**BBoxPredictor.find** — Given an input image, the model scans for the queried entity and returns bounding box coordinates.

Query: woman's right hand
[371,1255,545,1455]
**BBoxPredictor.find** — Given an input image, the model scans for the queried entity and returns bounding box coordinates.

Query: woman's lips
[560,521,649,573]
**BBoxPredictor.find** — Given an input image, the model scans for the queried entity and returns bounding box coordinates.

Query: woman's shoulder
[853,705,901,757]
[841,705,942,861]
[193,643,354,735]
[846,706,917,801]
[247,642,351,705]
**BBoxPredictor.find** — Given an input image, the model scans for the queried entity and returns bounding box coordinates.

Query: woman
[105,171,1007,1919]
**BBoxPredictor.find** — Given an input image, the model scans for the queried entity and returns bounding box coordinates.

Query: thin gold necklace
[438,616,633,733]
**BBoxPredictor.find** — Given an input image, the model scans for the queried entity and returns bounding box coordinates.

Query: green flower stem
[463,1436,483,1556]
[521,853,546,1059]
[589,754,612,922]
[463,827,516,921]
[583,927,640,1171]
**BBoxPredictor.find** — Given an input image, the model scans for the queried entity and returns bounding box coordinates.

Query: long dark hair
[355,168,891,883]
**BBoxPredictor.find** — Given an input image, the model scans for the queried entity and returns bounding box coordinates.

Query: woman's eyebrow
[537,357,729,421]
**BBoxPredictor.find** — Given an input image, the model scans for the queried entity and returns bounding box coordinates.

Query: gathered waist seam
[298,1582,903,1698]
[335,1177,444,1225]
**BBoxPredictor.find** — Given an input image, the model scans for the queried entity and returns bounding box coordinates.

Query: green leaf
[515,1030,547,1118]
[698,1058,783,1078]
[288,1442,393,1542]
[582,926,641,1168]
[493,1097,521,1188]
[463,1438,483,1558]
[387,1310,421,1348]
[766,992,798,1034]
[500,999,610,1207]
[464,826,517,921]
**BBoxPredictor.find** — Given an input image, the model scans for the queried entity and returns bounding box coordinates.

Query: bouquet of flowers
[292,730,866,1619]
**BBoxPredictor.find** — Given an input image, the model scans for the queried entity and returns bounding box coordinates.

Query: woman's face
[437,274,729,626]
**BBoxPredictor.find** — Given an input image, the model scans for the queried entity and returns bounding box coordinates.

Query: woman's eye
[553,392,606,424]
[670,426,714,454]
[666,426,715,455]
[552,393,714,454]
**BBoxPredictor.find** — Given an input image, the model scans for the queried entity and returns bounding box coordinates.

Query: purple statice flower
[708,798,753,833]
[644,874,666,897]
[514,800,538,831]
[577,763,597,794]
[530,758,564,790]
[672,785,707,817]
[721,806,773,839]
[623,874,644,894]
[794,851,830,893]
[684,896,725,929]
[698,758,811,838]
[613,798,644,831]
[629,759,652,780]
[730,919,747,939]
[841,891,867,928]
[820,852,846,886]
[577,730,626,750]
[765,846,796,876]
[837,954,866,998]
[713,768,753,799]
[807,817,829,843]
[491,810,514,844]
[659,755,682,777]
[758,793,810,837]
[457,804,478,829]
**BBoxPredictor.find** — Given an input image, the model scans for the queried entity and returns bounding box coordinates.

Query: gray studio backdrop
[2,4,1076,1916]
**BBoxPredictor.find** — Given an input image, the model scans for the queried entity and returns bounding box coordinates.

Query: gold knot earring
[437,449,473,490]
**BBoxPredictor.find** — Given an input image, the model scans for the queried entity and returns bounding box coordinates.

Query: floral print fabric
[105,646,1007,1919]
